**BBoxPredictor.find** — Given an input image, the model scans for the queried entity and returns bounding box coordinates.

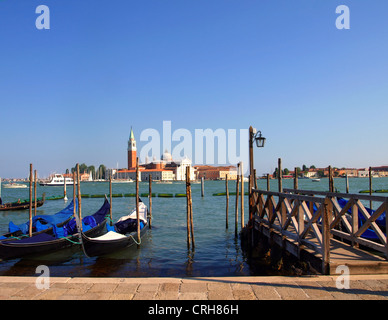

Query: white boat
[112,179,134,183]
[2,183,28,189]
[311,178,321,182]
[39,174,77,186]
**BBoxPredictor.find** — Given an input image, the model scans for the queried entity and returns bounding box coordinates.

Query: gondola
[0,193,46,212]
[337,197,386,240]
[0,197,76,241]
[79,199,148,257]
[0,198,110,260]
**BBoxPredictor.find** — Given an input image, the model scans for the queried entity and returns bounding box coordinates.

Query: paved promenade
[0,274,387,300]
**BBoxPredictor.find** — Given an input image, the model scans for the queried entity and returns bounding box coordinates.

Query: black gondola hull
[0,199,45,212]
[0,220,107,260]
[81,224,148,257]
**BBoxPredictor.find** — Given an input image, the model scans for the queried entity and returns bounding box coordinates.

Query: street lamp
[253,130,266,148]
[248,126,265,234]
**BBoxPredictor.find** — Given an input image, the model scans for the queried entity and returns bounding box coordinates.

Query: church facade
[114,128,195,181]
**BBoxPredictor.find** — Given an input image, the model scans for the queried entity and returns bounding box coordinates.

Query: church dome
[161,149,172,162]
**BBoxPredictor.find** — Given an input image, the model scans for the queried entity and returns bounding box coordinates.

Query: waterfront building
[194,165,238,180]
[113,128,196,181]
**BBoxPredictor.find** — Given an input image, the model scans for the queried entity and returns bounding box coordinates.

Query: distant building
[113,128,196,181]
[194,165,238,180]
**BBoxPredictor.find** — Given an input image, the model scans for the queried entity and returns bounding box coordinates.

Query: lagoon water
[0,177,387,278]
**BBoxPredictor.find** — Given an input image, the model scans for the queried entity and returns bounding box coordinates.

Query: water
[0,177,387,277]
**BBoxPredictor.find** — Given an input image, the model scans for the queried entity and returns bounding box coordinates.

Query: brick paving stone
[109,293,135,300]
[36,288,69,300]
[250,283,282,300]
[295,281,334,300]
[2,275,388,300]
[114,283,139,294]
[180,283,207,293]
[317,281,362,300]
[89,283,118,293]
[178,292,208,300]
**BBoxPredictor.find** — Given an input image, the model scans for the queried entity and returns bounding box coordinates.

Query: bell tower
[127,127,137,169]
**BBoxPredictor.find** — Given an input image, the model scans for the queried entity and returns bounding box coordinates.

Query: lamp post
[248,126,266,229]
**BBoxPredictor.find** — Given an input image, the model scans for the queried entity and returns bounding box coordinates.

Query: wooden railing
[250,188,388,274]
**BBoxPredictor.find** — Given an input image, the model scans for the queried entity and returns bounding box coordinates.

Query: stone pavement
[0,274,387,300]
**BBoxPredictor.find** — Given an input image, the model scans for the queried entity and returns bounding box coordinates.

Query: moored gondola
[0,197,75,241]
[0,198,110,260]
[0,193,46,212]
[79,199,148,257]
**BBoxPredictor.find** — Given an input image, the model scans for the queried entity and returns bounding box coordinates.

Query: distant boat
[311,178,321,182]
[112,179,134,183]
[39,174,76,187]
[2,183,28,189]
[0,193,46,212]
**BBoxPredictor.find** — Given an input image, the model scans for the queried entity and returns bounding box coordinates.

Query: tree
[97,164,106,180]
[283,168,290,175]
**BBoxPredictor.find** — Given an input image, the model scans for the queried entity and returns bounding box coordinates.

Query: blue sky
[0,0,387,178]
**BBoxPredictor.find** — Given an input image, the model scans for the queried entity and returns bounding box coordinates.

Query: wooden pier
[246,126,387,275]
[248,187,388,275]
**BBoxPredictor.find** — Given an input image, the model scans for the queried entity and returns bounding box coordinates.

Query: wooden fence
[250,188,388,274]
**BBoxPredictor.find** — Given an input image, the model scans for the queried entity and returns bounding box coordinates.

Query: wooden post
[73,172,76,217]
[294,167,298,191]
[109,174,113,226]
[34,170,37,216]
[267,174,270,191]
[322,198,331,274]
[186,166,191,249]
[136,157,140,246]
[253,169,258,189]
[189,175,195,249]
[29,164,33,237]
[149,174,152,229]
[76,163,82,231]
[278,158,282,192]
[225,174,229,229]
[235,163,240,237]
[201,177,204,197]
[328,166,334,192]
[369,167,372,209]
[240,162,244,228]
[64,173,68,201]
[345,174,349,193]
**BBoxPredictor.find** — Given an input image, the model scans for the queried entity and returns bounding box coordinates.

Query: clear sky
[0,0,387,178]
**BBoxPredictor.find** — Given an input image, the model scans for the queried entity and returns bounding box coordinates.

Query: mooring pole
[109,174,113,226]
[225,174,229,229]
[186,166,192,249]
[73,172,76,217]
[136,157,140,246]
[34,170,37,216]
[201,177,204,197]
[29,164,33,237]
[235,163,240,237]
[240,161,244,229]
[76,163,82,231]
[149,174,152,229]
[64,173,68,201]
[369,166,373,209]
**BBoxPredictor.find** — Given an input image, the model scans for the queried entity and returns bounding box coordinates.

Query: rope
[62,236,81,244]
[129,233,142,245]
